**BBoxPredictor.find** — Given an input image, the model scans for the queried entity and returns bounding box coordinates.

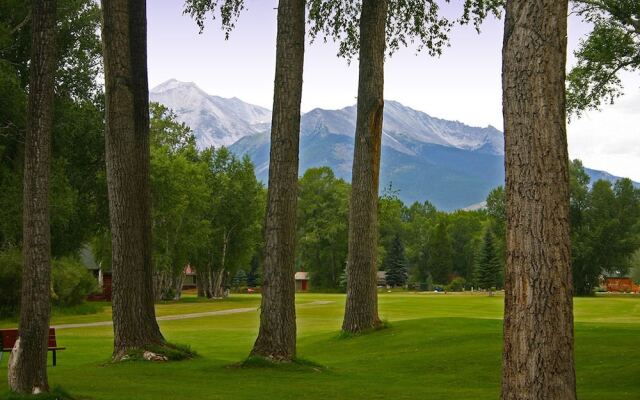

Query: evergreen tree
[474,228,501,292]
[428,222,453,284]
[232,269,247,289]
[383,234,408,287]
[246,255,261,288]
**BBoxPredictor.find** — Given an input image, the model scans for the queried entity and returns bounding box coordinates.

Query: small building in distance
[377,271,387,287]
[295,271,309,292]
[604,277,639,293]
[183,265,197,289]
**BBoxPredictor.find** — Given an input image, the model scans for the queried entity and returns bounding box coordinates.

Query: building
[604,277,639,293]
[377,271,387,287]
[183,265,197,289]
[295,271,309,292]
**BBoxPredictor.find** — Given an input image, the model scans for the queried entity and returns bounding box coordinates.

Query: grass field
[1,292,639,399]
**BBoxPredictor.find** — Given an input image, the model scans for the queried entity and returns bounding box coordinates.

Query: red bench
[0,328,65,366]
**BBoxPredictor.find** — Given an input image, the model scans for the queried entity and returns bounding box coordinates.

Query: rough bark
[501,1,577,399]
[8,0,56,394]
[250,0,305,361]
[342,0,387,334]
[101,0,164,360]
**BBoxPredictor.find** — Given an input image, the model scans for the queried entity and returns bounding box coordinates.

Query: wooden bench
[0,328,65,366]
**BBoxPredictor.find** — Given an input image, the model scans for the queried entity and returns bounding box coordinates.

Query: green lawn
[1,293,638,399]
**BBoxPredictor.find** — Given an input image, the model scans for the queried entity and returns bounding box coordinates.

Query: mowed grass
[0,292,638,399]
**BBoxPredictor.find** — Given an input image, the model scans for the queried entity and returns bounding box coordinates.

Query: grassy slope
[0,293,638,399]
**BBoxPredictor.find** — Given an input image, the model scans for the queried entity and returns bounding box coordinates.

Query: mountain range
[150,80,637,211]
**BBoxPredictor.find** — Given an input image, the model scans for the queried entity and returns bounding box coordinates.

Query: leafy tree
[404,201,438,284]
[568,1,640,115]
[250,0,306,362]
[474,228,501,293]
[428,221,453,284]
[448,210,485,282]
[297,167,349,289]
[8,0,57,393]
[383,234,408,287]
[101,0,165,360]
[149,103,210,300]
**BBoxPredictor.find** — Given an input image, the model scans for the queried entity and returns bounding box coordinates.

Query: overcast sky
[147,0,640,181]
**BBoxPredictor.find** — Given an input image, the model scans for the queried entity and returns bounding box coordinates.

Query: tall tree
[250,0,305,361]
[501,0,576,398]
[340,0,388,333]
[428,221,453,284]
[101,0,164,360]
[7,0,57,393]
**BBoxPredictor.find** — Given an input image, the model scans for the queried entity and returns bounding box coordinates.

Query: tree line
[1,0,638,397]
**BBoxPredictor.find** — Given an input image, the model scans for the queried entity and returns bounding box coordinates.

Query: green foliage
[307,0,504,60]
[446,277,466,292]
[569,161,640,295]
[428,221,454,284]
[382,234,408,287]
[232,269,247,289]
[51,258,98,306]
[0,249,21,318]
[297,167,349,289]
[568,1,640,115]
[474,228,501,291]
[0,0,107,256]
[0,250,98,317]
[183,0,246,37]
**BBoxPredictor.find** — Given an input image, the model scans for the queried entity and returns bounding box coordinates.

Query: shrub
[0,250,21,318]
[446,277,466,292]
[52,257,98,306]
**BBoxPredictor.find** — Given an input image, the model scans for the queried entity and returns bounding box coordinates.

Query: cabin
[183,265,197,289]
[377,271,387,287]
[295,271,309,292]
[604,277,639,293]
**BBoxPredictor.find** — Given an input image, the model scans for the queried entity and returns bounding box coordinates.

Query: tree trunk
[501,1,577,399]
[251,0,305,361]
[101,0,164,360]
[342,0,387,334]
[8,0,56,394]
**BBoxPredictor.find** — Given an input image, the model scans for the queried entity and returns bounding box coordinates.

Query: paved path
[53,300,334,330]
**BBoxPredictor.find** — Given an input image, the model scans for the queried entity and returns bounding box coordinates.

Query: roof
[377,271,387,279]
[184,265,196,276]
[295,271,309,281]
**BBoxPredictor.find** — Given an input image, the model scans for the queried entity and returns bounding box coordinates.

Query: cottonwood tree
[501,0,577,398]
[101,0,164,360]
[568,0,640,115]
[308,0,494,333]
[184,0,306,362]
[250,0,306,362]
[7,0,57,394]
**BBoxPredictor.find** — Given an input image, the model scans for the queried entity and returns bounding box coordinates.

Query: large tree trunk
[250,0,305,361]
[501,1,576,399]
[342,0,387,334]
[8,0,57,394]
[101,0,164,360]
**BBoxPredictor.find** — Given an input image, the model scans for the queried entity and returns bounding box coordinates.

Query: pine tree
[383,234,408,288]
[474,228,501,293]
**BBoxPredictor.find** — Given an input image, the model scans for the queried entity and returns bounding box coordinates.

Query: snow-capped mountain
[150,79,271,148]
[150,80,637,210]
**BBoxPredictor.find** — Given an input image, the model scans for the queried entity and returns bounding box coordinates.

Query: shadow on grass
[230,356,328,373]
[337,320,392,339]
[1,387,76,400]
[107,342,197,364]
